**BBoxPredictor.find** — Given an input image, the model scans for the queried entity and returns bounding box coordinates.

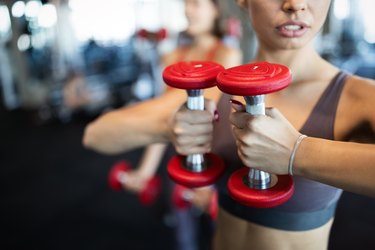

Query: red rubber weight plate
[217,62,292,96]
[137,29,148,39]
[163,61,224,90]
[172,184,192,209]
[167,153,225,188]
[108,160,131,191]
[228,167,294,208]
[138,28,167,41]
[158,28,167,40]
[139,176,162,205]
[109,160,162,205]
[208,190,218,220]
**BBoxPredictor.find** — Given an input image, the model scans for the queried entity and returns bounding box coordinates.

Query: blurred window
[69,0,137,44]
[0,5,11,40]
[360,0,375,43]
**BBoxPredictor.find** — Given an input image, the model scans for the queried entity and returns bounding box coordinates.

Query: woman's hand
[170,99,218,155]
[230,100,301,175]
[120,169,148,193]
[190,186,216,212]
[179,186,216,213]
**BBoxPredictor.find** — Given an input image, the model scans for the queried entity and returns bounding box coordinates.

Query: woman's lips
[276,21,310,38]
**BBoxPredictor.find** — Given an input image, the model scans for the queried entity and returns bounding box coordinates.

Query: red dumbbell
[216,62,294,208]
[137,28,167,42]
[108,160,162,206]
[163,61,225,188]
[172,184,218,220]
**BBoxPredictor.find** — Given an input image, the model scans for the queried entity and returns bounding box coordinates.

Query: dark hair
[211,0,225,39]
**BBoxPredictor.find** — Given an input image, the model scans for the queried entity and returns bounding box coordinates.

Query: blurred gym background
[1,0,374,249]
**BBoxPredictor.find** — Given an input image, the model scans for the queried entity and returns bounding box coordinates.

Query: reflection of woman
[171,1,375,250]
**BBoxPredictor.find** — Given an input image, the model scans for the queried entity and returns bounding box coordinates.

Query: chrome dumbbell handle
[185,89,207,173]
[244,95,277,190]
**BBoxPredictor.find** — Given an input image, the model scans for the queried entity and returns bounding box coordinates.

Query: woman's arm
[83,87,221,155]
[229,102,375,198]
[83,89,184,154]
[294,137,375,197]
[296,77,375,197]
[120,143,168,193]
[136,143,168,178]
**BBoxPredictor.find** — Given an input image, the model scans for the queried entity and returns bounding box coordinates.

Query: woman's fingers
[230,107,301,175]
[171,99,217,155]
[173,120,213,135]
[174,134,213,155]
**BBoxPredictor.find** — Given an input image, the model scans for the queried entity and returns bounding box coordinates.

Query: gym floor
[1,106,375,250]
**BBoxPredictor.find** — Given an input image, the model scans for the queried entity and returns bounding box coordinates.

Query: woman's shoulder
[344,74,375,101]
[161,47,188,67]
[341,74,375,124]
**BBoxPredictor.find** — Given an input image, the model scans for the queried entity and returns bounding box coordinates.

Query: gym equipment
[163,61,225,188]
[216,62,294,208]
[108,160,162,205]
[137,28,167,42]
[172,184,218,220]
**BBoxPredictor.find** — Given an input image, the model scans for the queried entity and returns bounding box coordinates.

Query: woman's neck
[192,33,219,50]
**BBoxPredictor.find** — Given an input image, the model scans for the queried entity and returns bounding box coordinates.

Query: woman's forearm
[294,137,375,197]
[83,91,185,154]
[137,143,168,178]
[83,87,221,155]
[83,105,167,154]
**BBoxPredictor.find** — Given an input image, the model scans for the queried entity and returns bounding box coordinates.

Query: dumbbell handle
[185,89,206,173]
[244,95,265,115]
[244,95,272,190]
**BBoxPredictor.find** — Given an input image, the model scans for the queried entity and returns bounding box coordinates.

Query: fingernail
[230,99,244,106]
[213,110,220,122]
[230,99,245,111]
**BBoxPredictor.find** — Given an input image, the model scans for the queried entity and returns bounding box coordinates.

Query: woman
[171,0,375,250]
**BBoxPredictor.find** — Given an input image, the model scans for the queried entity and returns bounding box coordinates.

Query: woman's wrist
[137,159,160,179]
[137,169,153,179]
[291,136,315,177]
[288,134,308,175]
